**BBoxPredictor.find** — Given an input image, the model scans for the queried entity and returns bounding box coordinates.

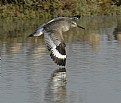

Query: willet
[28,15,85,66]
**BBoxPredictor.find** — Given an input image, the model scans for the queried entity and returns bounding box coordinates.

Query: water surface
[0,16,121,103]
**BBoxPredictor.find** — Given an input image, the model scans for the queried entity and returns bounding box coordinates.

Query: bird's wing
[44,30,66,66]
[28,23,45,37]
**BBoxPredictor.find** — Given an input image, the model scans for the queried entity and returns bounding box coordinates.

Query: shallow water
[0,16,121,103]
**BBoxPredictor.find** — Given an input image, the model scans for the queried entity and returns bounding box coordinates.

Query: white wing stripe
[51,47,66,59]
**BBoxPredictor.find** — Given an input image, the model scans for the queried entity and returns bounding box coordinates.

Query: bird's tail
[28,24,45,37]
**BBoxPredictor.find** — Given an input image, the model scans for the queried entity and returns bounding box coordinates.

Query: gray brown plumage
[29,15,85,66]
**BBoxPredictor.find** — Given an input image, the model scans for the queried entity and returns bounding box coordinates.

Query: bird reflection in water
[45,68,67,103]
[113,26,121,41]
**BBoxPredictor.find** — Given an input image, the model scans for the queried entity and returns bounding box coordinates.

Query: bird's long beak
[77,25,85,29]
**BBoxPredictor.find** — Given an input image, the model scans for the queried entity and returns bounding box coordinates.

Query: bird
[28,15,85,66]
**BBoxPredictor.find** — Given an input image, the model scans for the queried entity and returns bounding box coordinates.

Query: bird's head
[70,21,78,28]
[70,20,85,29]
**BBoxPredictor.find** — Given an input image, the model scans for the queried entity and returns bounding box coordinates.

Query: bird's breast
[62,25,70,32]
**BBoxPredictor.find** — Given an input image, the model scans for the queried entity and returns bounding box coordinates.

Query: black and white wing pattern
[44,31,66,66]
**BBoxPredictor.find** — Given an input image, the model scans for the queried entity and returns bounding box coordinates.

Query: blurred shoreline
[0,0,121,19]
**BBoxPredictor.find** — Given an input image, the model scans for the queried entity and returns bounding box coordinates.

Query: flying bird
[28,15,85,66]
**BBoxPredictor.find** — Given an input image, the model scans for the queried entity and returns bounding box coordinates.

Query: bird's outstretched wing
[44,31,66,66]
